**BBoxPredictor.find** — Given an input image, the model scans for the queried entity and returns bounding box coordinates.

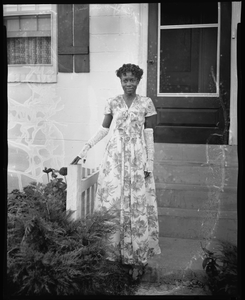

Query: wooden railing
[66,164,99,220]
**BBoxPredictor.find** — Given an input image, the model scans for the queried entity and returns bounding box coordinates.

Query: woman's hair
[116,63,143,81]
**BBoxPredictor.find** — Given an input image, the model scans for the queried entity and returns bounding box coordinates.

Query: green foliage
[201,240,238,296]
[7,180,138,296]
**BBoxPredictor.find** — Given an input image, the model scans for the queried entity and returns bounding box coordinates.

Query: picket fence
[66,164,99,220]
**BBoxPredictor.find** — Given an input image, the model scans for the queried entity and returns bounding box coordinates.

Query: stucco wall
[7,4,148,191]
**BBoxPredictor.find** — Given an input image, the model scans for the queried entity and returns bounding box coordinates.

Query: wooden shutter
[58,4,89,73]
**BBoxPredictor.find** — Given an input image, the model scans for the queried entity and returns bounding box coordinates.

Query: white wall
[7,4,149,191]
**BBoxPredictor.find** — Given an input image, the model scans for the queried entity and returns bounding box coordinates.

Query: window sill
[8,65,57,83]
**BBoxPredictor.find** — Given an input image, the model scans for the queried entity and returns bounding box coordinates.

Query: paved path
[134,237,215,295]
[136,282,211,295]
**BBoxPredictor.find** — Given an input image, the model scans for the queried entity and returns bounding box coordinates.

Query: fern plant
[7,180,139,296]
[201,240,238,296]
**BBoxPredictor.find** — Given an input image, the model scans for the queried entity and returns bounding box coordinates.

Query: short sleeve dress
[94,94,161,266]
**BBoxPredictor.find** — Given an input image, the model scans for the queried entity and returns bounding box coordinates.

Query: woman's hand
[70,156,82,165]
[70,144,90,165]
[144,160,153,179]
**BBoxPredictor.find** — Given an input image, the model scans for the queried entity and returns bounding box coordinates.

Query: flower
[59,167,67,176]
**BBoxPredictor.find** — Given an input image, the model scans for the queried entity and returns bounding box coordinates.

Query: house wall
[7,4,149,191]
[7,3,240,192]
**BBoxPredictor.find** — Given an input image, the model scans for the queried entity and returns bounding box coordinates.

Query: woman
[71,63,161,278]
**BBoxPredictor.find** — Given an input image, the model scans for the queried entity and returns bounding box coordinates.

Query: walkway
[135,236,216,295]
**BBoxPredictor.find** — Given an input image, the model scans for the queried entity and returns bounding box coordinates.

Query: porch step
[153,144,238,244]
[154,144,238,190]
[155,184,237,243]
[154,143,238,166]
[156,184,237,211]
[157,207,237,243]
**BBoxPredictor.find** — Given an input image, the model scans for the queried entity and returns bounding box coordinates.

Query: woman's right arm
[102,113,113,128]
[70,114,113,164]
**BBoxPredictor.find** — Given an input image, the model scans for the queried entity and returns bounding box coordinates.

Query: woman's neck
[123,93,136,101]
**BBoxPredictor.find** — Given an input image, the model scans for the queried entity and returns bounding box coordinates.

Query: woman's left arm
[143,115,157,178]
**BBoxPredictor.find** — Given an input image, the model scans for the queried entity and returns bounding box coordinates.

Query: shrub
[7,180,138,296]
[201,240,238,296]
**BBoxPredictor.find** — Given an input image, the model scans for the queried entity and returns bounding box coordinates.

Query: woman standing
[71,63,161,278]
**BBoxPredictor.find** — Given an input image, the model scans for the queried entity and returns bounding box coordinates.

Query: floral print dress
[94,94,161,266]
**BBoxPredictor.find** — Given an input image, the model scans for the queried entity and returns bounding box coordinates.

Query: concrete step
[153,144,238,244]
[154,175,237,243]
[154,143,238,167]
[154,161,238,188]
[157,207,237,244]
[156,183,237,211]
[142,237,223,283]
[154,143,237,189]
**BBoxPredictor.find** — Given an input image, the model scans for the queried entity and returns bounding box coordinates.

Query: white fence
[66,164,99,220]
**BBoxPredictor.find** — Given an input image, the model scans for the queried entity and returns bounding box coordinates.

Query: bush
[7,180,139,296]
[201,240,238,296]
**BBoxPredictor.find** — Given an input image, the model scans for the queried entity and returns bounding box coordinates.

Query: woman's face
[120,72,139,96]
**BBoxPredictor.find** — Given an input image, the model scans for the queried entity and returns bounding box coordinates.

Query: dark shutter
[58,4,89,73]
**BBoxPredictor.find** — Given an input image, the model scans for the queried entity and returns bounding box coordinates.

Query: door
[147,2,231,144]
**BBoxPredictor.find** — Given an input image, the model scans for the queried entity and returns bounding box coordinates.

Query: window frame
[4,4,58,83]
[157,2,221,97]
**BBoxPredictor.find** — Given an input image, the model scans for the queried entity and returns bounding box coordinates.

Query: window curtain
[7,37,51,65]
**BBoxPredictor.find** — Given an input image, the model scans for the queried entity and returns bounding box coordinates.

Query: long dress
[94,94,161,266]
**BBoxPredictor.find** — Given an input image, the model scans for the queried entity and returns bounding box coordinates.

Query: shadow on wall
[8,83,65,191]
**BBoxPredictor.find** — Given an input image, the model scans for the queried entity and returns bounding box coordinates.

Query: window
[4,4,57,83]
[158,2,220,96]
[4,4,90,78]
[5,14,51,65]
